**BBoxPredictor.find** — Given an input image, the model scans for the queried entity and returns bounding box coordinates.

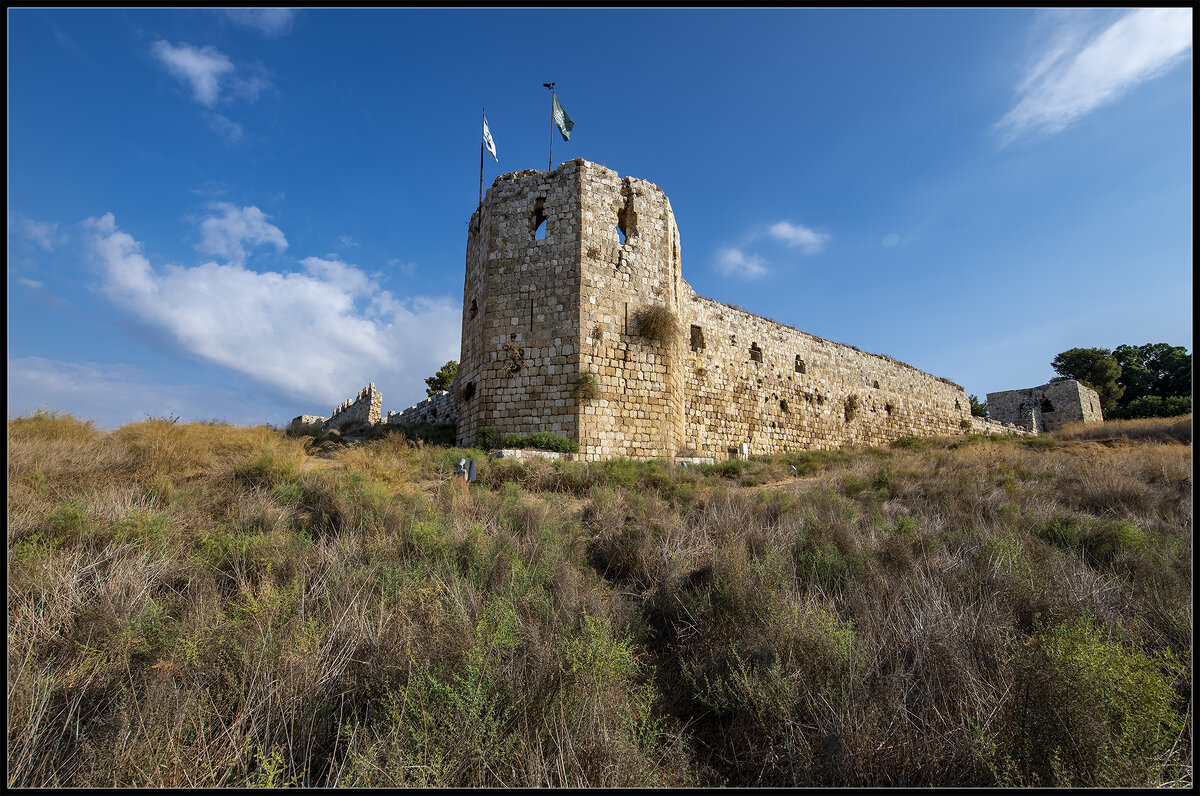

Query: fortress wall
[678,290,975,457]
[574,163,686,460]
[388,388,456,427]
[454,163,585,448]
[325,382,382,432]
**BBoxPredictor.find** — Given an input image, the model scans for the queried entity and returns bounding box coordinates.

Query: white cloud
[388,257,417,276]
[998,8,1192,142]
[150,40,274,118]
[10,213,61,251]
[715,247,768,279]
[84,213,461,407]
[768,221,830,254]
[206,112,244,143]
[17,277,44,289]
[7,357,271,430]
[224,9,296,38]
[196,203,287,264]
[151,40,235,108]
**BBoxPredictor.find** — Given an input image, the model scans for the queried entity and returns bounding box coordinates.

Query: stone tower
[455,159,686,459]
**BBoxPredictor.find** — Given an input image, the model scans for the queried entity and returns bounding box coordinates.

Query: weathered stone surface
[387,389,454,427]
[987,380,1103,432]
[324,382,382,433]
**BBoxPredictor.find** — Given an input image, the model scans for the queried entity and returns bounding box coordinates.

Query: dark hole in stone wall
[690,325,705,351]
[795,356,806,374]
[750,343,763,363]
[532,197,547,240]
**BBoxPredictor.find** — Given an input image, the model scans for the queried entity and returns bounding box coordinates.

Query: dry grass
[635,305,680,346]
[1055,414,1191,443]
[7,411,1192,787]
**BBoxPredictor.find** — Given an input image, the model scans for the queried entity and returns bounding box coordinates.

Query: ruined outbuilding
[986,380,1103,433]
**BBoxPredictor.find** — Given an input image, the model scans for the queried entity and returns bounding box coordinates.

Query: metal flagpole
[479,107,485,207]
[543,82,555,172]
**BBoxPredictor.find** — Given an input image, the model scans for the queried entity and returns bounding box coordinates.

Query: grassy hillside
[7,411,1192,787]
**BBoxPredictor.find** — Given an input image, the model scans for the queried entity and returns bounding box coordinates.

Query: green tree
[1111,343,1191,416]
[424,360,458,396]
[1120,395,1191,419]
[1050,348,1123,413]
[969,394,988,418]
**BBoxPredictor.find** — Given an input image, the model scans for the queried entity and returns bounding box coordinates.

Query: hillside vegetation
[8,411,1192,787]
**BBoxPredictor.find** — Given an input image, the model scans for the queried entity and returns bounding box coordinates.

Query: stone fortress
[294,159,1103,458]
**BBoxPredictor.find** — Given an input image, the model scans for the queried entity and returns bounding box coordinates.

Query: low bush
[497,431,579,453]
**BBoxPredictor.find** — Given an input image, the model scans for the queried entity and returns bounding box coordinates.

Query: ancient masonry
[986,380,1103,433]
[290,383,382,434]
[293,160,1079,457]
[448,158,1037,461]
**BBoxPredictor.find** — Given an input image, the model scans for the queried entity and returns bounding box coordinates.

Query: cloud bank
[998,8,1192,142]
[84,212,461,407]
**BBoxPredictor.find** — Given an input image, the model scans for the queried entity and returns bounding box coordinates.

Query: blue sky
[8,8,1193,429]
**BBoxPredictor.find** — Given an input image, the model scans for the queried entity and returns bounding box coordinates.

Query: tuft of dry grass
[635,305,679,346]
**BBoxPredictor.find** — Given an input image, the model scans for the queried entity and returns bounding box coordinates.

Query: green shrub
[573,370,602,401]
[481,427,504,450]
[1035,512,1145,567]
[993,617,1188,786]
[499,431,579,453]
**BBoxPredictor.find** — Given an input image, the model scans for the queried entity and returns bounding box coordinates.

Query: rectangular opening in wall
[795,356,806,374]
[690,325,705,351]
[750,342,763,363]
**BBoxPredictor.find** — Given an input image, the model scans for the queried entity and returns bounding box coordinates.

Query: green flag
[552,92,574,141]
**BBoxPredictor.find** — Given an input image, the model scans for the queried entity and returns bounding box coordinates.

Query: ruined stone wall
[324,382,382,432]
[454,163,586,449]
[969,415,1035,437]
[288,414,329,433]
[678,291,975,457]
[987,380,1102,432]
[388,387,457,427]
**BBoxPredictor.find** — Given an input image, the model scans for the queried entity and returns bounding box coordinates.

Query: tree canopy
[1050,348,1123,412]
[969,394,988,418]
[1051,344,1191,419]
[425,360,458,396]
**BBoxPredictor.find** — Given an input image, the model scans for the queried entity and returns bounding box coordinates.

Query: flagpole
[543,82,555,173]
[479,107,485,207]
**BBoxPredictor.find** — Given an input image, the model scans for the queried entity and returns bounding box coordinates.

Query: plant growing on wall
[635,305,679,346]
[573,370,602,401]
[502,340,525,377]
[844,394,860,423]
